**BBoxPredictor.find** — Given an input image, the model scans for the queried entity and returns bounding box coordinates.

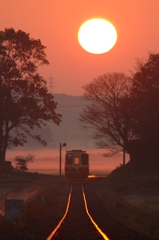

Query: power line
[46,75,85,93]
[57,104,89,108]
[48,83,82,88]
[46,77,82,84]
[46,76,84,87]
[47,82,83,89]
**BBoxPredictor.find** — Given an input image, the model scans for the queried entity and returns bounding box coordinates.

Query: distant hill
[25,94,94,150]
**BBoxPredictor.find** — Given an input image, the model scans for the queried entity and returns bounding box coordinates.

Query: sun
[78,18,117,54]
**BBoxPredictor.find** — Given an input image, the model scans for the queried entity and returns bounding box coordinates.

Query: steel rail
[46,185,72,240]
[82,185,110,240]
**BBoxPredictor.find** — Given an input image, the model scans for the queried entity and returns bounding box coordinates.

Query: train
[65,149,89,182]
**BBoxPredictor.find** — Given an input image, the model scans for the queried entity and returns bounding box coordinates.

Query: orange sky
[7,148,128,175]
[1,0,159,96]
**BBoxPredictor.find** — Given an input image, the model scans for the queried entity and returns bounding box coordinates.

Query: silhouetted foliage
[80,54,159,164]
[125,53,159,162]
[0,28,61,162]
[79,73,134,164]
[14,155,34,171]
[131,54,159,144]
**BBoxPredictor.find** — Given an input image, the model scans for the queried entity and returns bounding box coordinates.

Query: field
[0,171,68,239]
[94,165,159,239]
[0,172,56,213]
[0,165,159,239]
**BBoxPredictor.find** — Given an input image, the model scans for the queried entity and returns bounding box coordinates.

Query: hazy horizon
[6,148,129,176]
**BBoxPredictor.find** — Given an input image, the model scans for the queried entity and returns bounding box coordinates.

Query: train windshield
[74,157,80,165]
[81,154,88,165]
[66,154,73,165]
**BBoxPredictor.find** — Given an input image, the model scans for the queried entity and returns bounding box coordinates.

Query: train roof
[66,149,87,153]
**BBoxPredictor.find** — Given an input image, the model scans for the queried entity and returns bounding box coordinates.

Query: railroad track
[46,184,109,240]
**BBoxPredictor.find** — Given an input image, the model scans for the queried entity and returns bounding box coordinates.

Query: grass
[92,164,159,239]
[0,188,10,194]
[0,171,61,239]
[22,185,56,224]
[1,164,159,239]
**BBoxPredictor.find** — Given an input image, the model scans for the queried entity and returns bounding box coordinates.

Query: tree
[0,28,61,163]
[79,73,134,165]
[14,155,34,172]
[130,53,159,155]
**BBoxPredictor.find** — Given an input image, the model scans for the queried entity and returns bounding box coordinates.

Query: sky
[1,0,159,96]
[2,0,156,172]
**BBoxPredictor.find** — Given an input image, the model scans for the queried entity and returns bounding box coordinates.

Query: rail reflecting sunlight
[88,174,107,179]
[82,185,109,240]
[46,185,72,240]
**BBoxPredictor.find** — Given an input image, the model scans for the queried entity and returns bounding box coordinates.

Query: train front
[65,150,89,182]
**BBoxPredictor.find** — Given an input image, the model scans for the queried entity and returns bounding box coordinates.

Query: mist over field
[5,94,129,175]
[6,148,129,176]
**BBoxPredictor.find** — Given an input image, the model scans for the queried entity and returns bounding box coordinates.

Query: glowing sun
[78,18,117,54]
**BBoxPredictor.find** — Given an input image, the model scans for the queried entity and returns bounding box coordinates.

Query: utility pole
[59,143,66,177]
[50,74,53,95]
[123,147,125,166]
